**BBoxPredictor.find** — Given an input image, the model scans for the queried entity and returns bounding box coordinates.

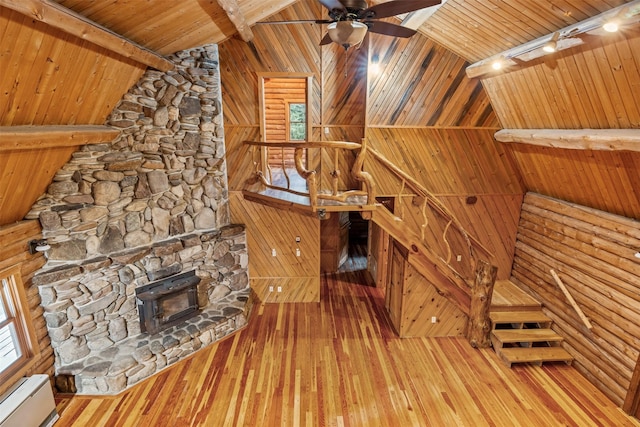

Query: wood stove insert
[136,270,201,335]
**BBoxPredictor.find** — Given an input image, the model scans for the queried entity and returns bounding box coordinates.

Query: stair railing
[368,147,493,277]
[244,139,376,211]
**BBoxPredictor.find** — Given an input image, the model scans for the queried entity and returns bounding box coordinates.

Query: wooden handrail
[550,269,593,330]
[243,140,374,210]
[244,140,362,150]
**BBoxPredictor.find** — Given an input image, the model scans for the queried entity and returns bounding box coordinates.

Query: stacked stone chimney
[27,45,252,394]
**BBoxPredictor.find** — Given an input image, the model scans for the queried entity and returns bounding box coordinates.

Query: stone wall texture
[28,45,252,394]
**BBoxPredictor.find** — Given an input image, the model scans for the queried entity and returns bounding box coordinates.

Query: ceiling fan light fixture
[327,21,368,49]
[542,32,560,53]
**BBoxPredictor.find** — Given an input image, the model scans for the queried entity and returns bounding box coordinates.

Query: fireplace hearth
[136,270,201,335]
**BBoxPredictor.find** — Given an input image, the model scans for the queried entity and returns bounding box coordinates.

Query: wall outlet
[272,248,277,257]
[431,316,437,324]
[296,248,300,257]
[324,127,329,134]
[269,286,274,292]
[456,255,462,262]
[295,236,301,243]
[277,286,282,293]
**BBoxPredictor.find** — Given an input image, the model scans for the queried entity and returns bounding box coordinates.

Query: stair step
[492,329,564,344]
[490,310,552,328]
[491,280,542,312]
[497,347,573,368]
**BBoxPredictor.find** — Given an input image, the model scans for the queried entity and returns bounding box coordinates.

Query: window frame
[258,73,313,176]
[287,102,307,141]
[0,266,38,385]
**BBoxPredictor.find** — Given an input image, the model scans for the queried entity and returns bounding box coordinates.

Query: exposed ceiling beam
[467,1,640,79]
[217,0,254,42]
[495,129,640,153]
[0,125,120,152]
[0,0,174,71]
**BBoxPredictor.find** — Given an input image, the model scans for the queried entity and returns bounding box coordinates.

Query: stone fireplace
[27,45,253,394]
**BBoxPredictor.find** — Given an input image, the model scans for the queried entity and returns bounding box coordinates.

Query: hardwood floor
[54,268,639,426]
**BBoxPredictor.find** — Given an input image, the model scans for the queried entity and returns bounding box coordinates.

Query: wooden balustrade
[368,147,493,274]
[243,139,376,211]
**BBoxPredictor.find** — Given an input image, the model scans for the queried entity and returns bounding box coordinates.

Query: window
[0,267,36,382]
[288,103,306,141]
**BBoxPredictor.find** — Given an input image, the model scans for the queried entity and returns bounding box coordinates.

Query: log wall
[0,221,53,395]
[511,192,640,406]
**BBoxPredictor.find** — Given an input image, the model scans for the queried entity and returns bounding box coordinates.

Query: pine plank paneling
[52,270,640,426]
[0,146,78,224]
[511,192,640,406]
[225,125,260,191]
[0,7,145,126]
[322,35,367,126]
[219,1,323,127]
[229,191,319,303]
[420,0,627,63]
[482,33,640,130]
[507,144,640,219]
[366,128,523,195]
[367,32,497,127]
[55,0,299,55]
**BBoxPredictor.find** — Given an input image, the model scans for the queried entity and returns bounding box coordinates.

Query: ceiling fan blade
[317,0,347,12]
[256,20,333,25]
[320,32,334,45]
[365,20,417,38]
[360,0,441,19]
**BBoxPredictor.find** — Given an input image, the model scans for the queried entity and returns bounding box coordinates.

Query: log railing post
[466,260,498,348]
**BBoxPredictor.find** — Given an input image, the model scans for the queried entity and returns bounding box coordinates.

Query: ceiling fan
[256,0,442,50]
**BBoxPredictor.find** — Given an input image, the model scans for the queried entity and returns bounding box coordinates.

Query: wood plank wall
[0,8,145,126]
[481,31,640,219]
[221,1,368,302]
[511,192,640,406]
[364,31,521,280]
[0,221,52,395]
[0,6,146,225]
[229,192,319,303]
[366,127,524,279]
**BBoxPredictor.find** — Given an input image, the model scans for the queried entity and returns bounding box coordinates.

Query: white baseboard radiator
[0,375,58,427]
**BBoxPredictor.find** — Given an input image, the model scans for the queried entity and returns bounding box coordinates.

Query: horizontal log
[524,193,640,241]
[495,129,640,152]
[0,0,173,71]
[245,140,362,150]
[0,125,120,151]
[520,210,639,277]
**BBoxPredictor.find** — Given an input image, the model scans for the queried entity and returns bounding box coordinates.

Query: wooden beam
[0,0,174,71]
[217,0,254,42]
[0,125,120,152]
[495,129,640,152]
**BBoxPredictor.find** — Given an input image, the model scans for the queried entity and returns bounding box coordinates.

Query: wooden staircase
[490,280,573,368]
